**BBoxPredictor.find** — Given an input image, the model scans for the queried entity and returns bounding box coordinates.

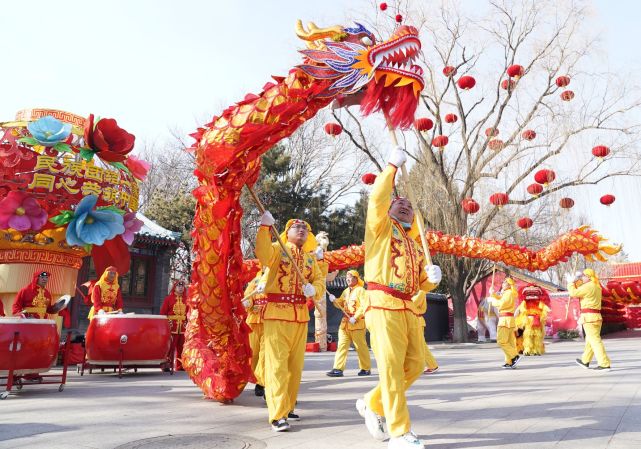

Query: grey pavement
[2,330,641,449]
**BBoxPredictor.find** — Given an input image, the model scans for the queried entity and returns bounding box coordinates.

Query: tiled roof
[134,212,181,246]
[609,262,641,281]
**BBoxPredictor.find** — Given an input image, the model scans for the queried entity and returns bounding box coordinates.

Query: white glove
[329,294,336,303]
[255,282,266,294]
[388,146,407,168]
[242,299,251,308]
[303,283,316,298]
[98,309,105,315]
[314,246,324,261]
[426,265,442,284]
[349,317,357,325]
[260,211,275,226]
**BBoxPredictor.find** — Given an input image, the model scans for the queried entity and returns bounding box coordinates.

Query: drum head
[50,295,72,313]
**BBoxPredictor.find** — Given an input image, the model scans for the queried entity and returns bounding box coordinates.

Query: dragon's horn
[296,19,345,42]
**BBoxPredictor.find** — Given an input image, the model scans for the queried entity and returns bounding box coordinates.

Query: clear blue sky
[1,0,639,260]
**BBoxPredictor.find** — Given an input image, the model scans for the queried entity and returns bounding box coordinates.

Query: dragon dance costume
[244,271,267,389]
[489,279,519,367]
[515,285,550,356]
[88,266,123,319]
[160,281,189,371]
[12,271,54,319]
[411,291,438,372]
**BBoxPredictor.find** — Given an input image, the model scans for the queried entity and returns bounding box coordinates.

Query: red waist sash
[499,312,514,317]
[266,293,306,305]
[367,283,412,301]
[581,308,601,314]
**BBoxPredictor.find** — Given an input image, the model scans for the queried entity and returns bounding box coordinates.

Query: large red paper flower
[84,114,135,162]
[125,155,151,181]
[0,191,48,232]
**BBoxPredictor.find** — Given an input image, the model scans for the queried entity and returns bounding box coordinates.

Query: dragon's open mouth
[368,26,424,84]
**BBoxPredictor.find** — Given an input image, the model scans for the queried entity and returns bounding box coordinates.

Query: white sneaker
[388,431,424,448]
[355,399,386,440]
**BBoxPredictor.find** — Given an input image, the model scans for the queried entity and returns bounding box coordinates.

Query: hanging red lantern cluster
[517,217,533,230]
[527,183,543,196]
[501,79,516,90]
[485,127,499,137]
[592,145,610,158]
[522,129,536,140]
[560,90,575,101]
[489,192,509,207]
[461,198,480,214]
[507,64,524,78]
[534,169,555,185]
[414,117,434,132]
[432,135,449,148]
[443,66,457,77]
[361,173,377,185]
[559,197,575,209]
[556,75,571,87]
[457,75,476,90]
[488,139,505,151]
[324,122,342,137]
[445,113,458,124]
[600,194,616,206]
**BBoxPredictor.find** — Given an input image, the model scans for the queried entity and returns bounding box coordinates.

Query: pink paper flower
[0,191,48,232]
[124,155,150,181]
[121,212,143,245]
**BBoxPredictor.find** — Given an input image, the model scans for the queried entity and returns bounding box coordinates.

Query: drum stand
[79,342,174,379]
[1,331,72,400]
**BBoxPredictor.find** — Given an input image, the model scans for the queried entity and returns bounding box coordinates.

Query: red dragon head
[296,20,424,129]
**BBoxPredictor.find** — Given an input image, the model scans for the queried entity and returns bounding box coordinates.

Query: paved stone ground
[2,330,641,449]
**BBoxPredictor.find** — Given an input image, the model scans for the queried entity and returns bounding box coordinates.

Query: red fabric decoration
[522,129,536,140]
[91,236,131,278]
[600,194,615,206]
[527,183,543,196]
[360,74,419,130]
[461,198,480,214]
[444,113,458,123]
[534,169,555,185]
[432,135,449,148]
[560,90,574,101]
[84,115,136,163]
[501,79,516,90]
[361,173,377,185]
[488,139,504,151]
[485,127,499,137]
[507,64,524,78]
[414,117,434,132]
[489,192,509,207]
[559,197,574,209]
[379,2,388,10]
[457,76,476,90]
[517,217,533,230]
[443,66,457,77]
[592,145,610,158]
[556,75,571,87]
[324,122,342,137]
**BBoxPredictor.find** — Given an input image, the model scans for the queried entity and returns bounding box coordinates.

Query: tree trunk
[448,259,469,343]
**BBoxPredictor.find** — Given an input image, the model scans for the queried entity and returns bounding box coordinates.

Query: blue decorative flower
[27,115,72,147]
[66,195,125,246]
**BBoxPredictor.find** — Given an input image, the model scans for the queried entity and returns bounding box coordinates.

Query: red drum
[85,314,170,366]
[0,318,60,375]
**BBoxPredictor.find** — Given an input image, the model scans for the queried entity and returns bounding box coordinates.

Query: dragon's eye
[360,36,373,46]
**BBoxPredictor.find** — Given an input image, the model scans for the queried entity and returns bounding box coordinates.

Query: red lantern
[432,135,449,148]
[556,75,571,87]
[527,183,543,196]
[489,192,509,207]
[517,217,533,230]
[521,129,536,141]
[501,79,516,90]
[361,173,377,185]
[443,66,457,77]
[488,139,504,151]
[559,197,575,209]
[560,90,574,101]
[457,76,476,90]
[324,122,342,137]
[395,14,403,23]
[485,127,499,137]
[445,113,458,124]
[414,117,434,132]
[461,198,480,214]
[600,194,616,206]
[592,145,610,158]
[507,64,524,78]
[379,2,388,10]
[534,169,556,185]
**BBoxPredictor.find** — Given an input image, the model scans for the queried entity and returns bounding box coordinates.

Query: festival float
[0,108,153,396]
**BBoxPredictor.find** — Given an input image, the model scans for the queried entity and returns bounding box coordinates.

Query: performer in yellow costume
[255,214,326,432]
[242,269,268,397]
[515,285,550,356]
[326,270,371,377]
[568,269,611,370]
[355,147,441,449]
[488,278,521,369]
[411,291,439,374]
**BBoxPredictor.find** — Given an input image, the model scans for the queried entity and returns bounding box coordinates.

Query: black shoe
[575,358,589,369]
[254,384,265,397]
[510,355,522,368]
[502,363,512,369]
[287,411,300,421]
[271,419,290,432]
[326,369,344,377]
[594,366,611,371]
[357,369,371,376]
